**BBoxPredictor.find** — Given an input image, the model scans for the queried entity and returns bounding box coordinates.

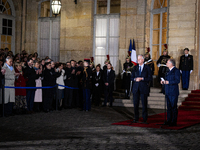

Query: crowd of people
[0,49,115,117]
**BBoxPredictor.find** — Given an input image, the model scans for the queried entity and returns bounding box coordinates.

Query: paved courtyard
[0,106,200,150]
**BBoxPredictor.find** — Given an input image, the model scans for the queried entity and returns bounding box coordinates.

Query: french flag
[129,39,137,66]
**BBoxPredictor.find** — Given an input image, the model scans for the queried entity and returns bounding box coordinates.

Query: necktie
[139,66,141,76]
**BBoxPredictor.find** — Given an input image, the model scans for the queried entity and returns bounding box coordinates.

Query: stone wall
[119,0,146,73]
[59,0,94,63]
[168,0,199,90]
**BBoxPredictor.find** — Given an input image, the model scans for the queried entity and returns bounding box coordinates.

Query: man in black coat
[63,60,76,109]
[131,55,152,123]
[103,63,115,107]
[23,59,39,112]
[179,48,193,90]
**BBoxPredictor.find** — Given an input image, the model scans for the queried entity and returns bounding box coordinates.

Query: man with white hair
[2,57,20,116]
[131,55,152,123]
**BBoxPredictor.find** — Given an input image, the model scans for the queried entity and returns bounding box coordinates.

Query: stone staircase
[112,88,191,109]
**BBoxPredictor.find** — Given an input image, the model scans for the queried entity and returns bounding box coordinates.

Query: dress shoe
[169,122,177,127]
[133,119,138,123]
[164,121,171,125]
[143,121,148,124]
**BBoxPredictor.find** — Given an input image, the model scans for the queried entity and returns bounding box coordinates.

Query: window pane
[97,0,107,14]
[153,14,160,29]
[8,20,12,27]
[96,19,107,37]
[95,56,106,67]
[152,45,159,75]
[153,30,160,45]
[109,38,119,56]
[162,29,167,44]
[110,18,119,36]
[7,36,12,44]
[2,27,7,34]
[1,35,6,43]
[8,28,12,35]
[95,38,106,56]
[110,0,120,14]
[3,18,7,26]
[40,1,50,17]
[162,12,167,28]
[154,0,161,9]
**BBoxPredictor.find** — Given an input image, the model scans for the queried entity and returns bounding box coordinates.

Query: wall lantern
[51,0,62,17]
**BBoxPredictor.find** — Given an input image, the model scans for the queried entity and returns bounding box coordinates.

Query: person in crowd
[82,59,92,111]
[33,61,43,112]
[103,63,115,107]
[92,64,103,106]
[131,55,152,123]
[77,61,84,109]
[144,48,155,94]
[23,58,39,113]
[43,62,61,112]
[157,44,171,93]
[161,59,180,126]
[63,60,75,109]
[50,61,61,110]
[14,62,27,114]
[122,55,133,99]
[56,63,65,110]
[179,48,193,90]
[103,55,110,73]
[2,57,20,117]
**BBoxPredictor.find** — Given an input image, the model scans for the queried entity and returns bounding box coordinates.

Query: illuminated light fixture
[51,0,62,17]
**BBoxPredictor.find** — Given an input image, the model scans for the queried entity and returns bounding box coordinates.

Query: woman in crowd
[92,64,103,106]
[34,61,43,112]
[14,62,27,114]
[56,63,65,110]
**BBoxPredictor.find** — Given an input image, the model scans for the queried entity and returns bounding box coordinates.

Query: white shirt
[107,69,111,73]
[185,54,188,57]
[169,66,175,71]
[97,71,99,76]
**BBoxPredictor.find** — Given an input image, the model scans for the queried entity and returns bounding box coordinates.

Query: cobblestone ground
[0,107,200,150]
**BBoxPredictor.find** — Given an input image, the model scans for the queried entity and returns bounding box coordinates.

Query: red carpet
[112,110,200,130]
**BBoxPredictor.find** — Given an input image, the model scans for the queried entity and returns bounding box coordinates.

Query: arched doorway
[37,0,60,61]
[0,0,15,52]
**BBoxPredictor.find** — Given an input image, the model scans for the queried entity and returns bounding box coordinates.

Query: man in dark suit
[179,48,193,90]
[161,59,180,126]
[103,63,115,107]
[131,55,152,123]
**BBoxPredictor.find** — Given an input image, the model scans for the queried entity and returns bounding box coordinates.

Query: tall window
[94,0,120,74]
[38,0,60,61]
[150,0,168,75]
[0,0,15,52]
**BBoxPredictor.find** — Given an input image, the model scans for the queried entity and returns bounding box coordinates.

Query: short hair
[168,59,176,66]
[138,55,144,60]
[70,60,75,63]
[27,58,33,63]
[96,64,101,68]
[6,56,12,62]
[78,60,83,64]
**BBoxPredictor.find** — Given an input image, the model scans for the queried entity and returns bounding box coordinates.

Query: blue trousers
[166,95,178,123]
[182,71,190,89]
[83,89,91,111]
[26,90,35,111]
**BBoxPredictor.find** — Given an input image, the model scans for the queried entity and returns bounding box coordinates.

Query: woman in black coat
[92,65,103,106]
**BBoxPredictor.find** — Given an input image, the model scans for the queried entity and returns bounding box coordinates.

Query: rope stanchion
[4,85,57,89]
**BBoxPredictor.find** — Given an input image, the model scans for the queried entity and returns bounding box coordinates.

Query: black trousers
[133,91,148,122]
[43,89,53,111]
[93,87,101,106]
[104,86,113,106]
[64,88,73,108]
